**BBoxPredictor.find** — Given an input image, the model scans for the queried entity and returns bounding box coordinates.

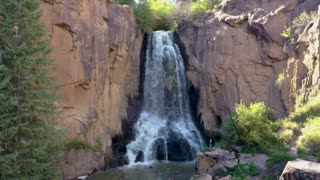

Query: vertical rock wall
[41,0,143,178]
[177,0,320,134]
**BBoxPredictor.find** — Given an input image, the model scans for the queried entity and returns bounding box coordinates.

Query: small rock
[218,175,232,180]
[205,151,221,159]
[190,174,212,180]
[222,160,238,170]
[77,176,87,180]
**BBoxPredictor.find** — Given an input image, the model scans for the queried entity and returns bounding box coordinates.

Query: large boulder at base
[196,152,220,174]
[280,159,320,180]
[167,131,193,161]
[134,151,144,163]
[153,138,167,161]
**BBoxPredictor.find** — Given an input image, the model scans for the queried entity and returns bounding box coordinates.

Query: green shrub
[281,26,294,43]
[121,0,176,31]
[289,94,320,123]
[297,117,320,157]
[189,0,222,19]
[275,72,285,87]
[279,129,294,144]
[133,0,155,31]
[281,11,316,43]
[149,0,175,30]
[218,163,260,178]
[65,139,102,152]
[190,1,208,19]
[277,118,299,144]
[292,11,317,35]
[266,152,296,168]
[225,102,279,153]
[115,0,134,6]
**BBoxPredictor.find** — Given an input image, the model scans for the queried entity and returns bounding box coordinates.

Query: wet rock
[135,151,144,163]
[280,159,320,180]
[167,132,193,161]
[153,138,167,161]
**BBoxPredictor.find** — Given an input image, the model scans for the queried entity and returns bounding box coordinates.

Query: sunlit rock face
[177,0,320,135]
[41,0,143,178]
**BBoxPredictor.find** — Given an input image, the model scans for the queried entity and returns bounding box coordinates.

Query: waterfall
[126,31,204,164]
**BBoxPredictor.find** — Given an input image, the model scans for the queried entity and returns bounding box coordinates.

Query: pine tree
[0,0,65,179]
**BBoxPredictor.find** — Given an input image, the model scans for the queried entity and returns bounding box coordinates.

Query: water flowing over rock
[126,31,204,164]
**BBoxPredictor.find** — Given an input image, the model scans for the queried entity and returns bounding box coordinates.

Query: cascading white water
[126,31,204,164]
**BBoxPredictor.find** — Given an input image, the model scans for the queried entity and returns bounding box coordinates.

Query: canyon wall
[177,0,320,134]
[41,0,143,178]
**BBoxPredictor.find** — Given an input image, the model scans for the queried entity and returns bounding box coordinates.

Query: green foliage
[190,0,222,19]
[115,0,134,6]
[0,0,65,179]
[277,119,299,144]
[266,152,296,168]
[289,94,320,123]
[150,0,175,30]
[292,11,317,35]
[279,129,294,144]
[281,26,294,43]
[225,102,279,153]
[133,0,155,31]
[118,0,224,30]
[130,0,175,31]
[297,117,320,157]
[275,72,285,87]
[65,139,102,152]
[281,11,316,44]
[218,163,260,179]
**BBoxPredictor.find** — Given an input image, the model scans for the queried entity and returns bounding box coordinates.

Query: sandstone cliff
[41,0,143,178]
[177,0,320,134]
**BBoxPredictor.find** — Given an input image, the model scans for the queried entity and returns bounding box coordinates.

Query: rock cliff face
[280,10,320,113]
[41,0,143,178]
[177,0,320,134]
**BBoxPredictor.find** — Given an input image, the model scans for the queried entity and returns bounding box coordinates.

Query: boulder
[196,152,220,174]
[190,174,213,180]
[134,151,144,163]
[218,175,232,180]
[280,159,320,180]
[167,131,193,161]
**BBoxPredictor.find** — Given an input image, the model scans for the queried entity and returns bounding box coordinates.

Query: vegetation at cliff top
[0,0,65,179]
[115,0,225,30]
[281,10,316,43]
